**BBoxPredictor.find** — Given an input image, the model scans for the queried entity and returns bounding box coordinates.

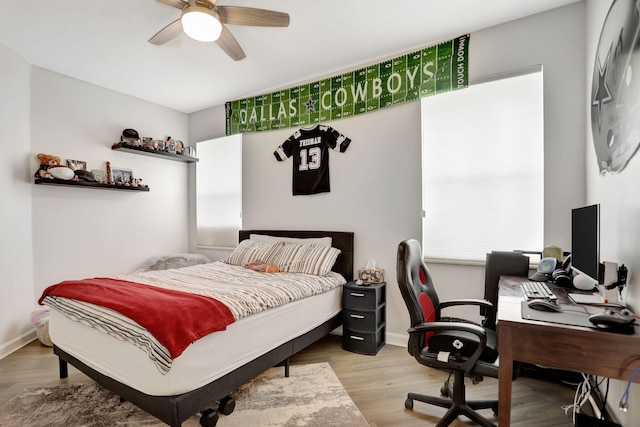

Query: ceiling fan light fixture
[181,5,222,42]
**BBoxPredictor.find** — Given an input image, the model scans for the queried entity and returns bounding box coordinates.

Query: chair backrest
[483,251,530,328]
[397,239,440,356]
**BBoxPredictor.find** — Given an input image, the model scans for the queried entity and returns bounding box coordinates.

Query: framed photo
[66,159,87,171]
[167,140,177,153]
[111,167,133,185]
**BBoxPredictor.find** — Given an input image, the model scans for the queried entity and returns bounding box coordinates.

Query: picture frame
[66,159,87,171]
[111,167,133,185]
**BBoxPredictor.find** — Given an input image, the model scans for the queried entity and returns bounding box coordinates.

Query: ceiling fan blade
[217,6,290,27]
[216,24,246,61]
[148,18,183,45]
[157,0,188,10]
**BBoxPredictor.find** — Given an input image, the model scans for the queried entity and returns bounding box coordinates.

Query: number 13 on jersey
[274,125,351,195]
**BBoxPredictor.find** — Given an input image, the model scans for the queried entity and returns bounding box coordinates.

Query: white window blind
[421,67,544,261]
[196,134,242,248]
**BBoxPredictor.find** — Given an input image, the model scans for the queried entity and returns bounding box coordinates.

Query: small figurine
[121,128,140,145]
[176,140,184,154]
[106,161,114,185]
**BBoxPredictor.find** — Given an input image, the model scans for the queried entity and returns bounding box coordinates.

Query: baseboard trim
[0,329,36,360]
[385,331,407,347]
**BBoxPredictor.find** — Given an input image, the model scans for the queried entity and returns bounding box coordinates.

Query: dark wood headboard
[238,230,354,282]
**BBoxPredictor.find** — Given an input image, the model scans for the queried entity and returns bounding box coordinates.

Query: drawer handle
[350,292,365,297]
[350,314,365,319]
[349,335,365,341]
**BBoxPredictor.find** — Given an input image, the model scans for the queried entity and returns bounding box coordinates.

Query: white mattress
[49,286,342,396]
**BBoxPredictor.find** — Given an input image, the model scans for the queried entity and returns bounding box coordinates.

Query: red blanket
[39,278,235,359]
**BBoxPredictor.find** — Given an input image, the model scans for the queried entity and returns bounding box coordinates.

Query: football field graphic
[226,35,469,135]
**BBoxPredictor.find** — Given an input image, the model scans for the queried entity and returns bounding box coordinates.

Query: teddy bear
[34,153,61,179]
[244,259,280,273]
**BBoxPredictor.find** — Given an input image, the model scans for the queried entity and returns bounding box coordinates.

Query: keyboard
[521,281,557,300]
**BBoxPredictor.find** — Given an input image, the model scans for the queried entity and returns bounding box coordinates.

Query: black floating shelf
[34,178,150,192]
[112,142,198,163]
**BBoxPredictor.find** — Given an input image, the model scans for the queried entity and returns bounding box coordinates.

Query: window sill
[196,245,235,251]
[425,256,540,269]
[424,257,485,267]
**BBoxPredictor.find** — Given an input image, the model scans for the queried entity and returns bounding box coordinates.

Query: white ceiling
[0,0,580,114]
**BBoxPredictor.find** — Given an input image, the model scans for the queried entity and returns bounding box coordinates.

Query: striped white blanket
[43,261,345,373]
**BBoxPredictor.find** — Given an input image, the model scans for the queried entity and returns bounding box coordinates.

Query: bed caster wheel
[405,398,414,410]
[218,395,235,415]
[199,408,219,427]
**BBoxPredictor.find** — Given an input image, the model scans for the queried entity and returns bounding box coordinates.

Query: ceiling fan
[149,0,290,61]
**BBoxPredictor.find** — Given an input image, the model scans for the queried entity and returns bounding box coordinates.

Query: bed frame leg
[59,357,68,379]
[284,358,290,377]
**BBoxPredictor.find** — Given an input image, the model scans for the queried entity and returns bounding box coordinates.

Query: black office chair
[397,239,500,427]
[482,251,530,329]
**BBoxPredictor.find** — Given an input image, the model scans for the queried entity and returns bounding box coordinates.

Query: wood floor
[0,335,579,426]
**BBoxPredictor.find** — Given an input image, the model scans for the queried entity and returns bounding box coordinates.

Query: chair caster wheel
[199,408,219,427]
[440,384,449,397]
[405,398,414,410]
[218,395,236,415]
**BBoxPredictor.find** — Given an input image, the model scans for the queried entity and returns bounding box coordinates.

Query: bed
[44,230,354,427]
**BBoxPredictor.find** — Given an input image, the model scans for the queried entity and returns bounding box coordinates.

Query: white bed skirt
[49,286,342,396]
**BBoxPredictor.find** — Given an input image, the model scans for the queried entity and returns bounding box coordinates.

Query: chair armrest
[438,299,495,321]
[439,298,494,312]
[408,321,487,342]
[409,321,487,355]
[408,321,488,373]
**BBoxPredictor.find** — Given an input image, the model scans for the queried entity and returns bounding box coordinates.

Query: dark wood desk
[497,276,640,426]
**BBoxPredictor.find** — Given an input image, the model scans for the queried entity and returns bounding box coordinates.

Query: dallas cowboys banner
[225,34,469,135]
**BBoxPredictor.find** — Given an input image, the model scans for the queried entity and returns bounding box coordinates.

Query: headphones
[531,256,573,286]
[551,268,572,287]
[552,255,573,287]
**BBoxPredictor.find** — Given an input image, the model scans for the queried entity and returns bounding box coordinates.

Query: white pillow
[225,240,284,266]
[275,243,341,276]
[249,234,332,247]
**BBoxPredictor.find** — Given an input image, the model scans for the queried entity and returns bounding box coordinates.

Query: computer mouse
[527,299,562,312]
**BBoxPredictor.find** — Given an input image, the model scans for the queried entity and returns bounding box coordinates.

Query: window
[196,134,242,248]
[421,67,544,261]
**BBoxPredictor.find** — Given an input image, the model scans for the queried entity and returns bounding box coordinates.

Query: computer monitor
[570,204,601,290]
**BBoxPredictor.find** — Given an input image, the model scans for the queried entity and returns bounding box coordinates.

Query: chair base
[404,370,497,427]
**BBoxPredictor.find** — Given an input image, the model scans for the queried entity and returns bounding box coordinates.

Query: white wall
[586,1,639,425]
[0,43,35,358]
[0,57,193,357]
[30,68,192,292]
[189,2,587,344]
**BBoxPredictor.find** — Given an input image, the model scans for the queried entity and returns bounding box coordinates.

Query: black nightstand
[342,281,386,355]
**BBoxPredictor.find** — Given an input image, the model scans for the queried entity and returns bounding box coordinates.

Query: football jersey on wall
[274,125,351,195]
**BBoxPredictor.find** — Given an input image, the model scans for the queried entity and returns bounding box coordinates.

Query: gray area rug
[0,362,370,426]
